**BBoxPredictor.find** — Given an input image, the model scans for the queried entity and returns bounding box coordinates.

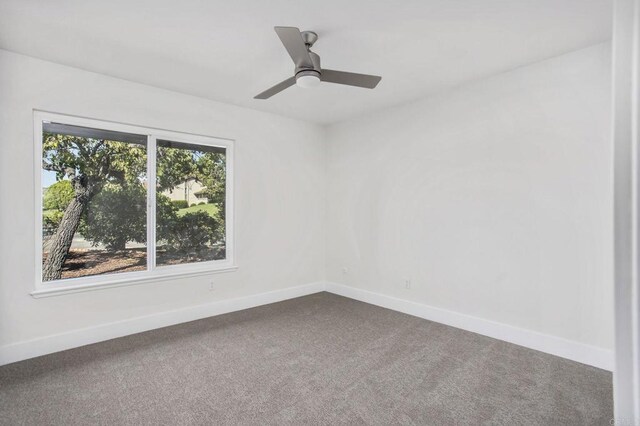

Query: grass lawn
[177,203,218,217]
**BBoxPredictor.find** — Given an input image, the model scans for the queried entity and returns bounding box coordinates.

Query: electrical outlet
[342,267,349,274]
[403,278,411,289]
[208,281,215,291]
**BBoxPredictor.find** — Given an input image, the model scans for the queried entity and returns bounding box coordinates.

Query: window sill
[31,265,238,298]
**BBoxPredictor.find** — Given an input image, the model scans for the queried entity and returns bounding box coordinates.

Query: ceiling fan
[254,26,382,99]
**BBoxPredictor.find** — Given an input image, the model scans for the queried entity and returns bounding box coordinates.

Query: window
[155,140,227,267]
[35,112,234,294]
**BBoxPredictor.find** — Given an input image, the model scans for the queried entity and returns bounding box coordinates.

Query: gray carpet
[0,292,612,425]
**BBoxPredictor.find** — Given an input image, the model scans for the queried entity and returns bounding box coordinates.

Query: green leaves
[78,183,147,250]
[162,211,221,257]
[43,180,73,211]
[43,133,226,260]
[156,146,197,191]
[156,146,225,196]
[42,133,146,186]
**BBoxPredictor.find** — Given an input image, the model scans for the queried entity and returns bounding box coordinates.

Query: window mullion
[147,136,157,272]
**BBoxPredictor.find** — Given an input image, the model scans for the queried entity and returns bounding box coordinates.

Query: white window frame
[32,111,236,297]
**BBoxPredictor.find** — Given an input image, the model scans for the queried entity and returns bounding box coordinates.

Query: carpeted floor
[0,292,612,425]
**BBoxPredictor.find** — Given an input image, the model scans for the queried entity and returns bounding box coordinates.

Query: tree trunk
[110,239,127,251]
[42,177,93,281]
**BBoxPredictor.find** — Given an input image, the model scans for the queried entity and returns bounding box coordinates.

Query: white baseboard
[324,282,614,371]
[1,281,614,371]
[0,281,325,366]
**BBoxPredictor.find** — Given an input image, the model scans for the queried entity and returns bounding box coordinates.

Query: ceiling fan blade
[254,76,296,99]
[320,69,381,89]
[274,26,314,69]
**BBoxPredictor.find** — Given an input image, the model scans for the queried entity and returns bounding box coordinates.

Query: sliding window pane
[156,139,226,266]
[41,123,147,281]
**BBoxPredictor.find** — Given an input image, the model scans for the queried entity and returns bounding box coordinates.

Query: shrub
[43,208,64,222]
[156,194,179,241]
[43,209,67,238]
[190,203,197,207]
[79,184,147,250]
[171,200,189,209]
[163,211,220,256]
[198,201,206,205]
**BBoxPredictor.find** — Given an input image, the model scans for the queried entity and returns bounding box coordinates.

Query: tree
[157,144,226,251]
[41,134,146,280]
[78,183,147,251]
[156,144,226,214]
[43,180,73,211]
[156,145,199,191]
[77,189,184,252]
[42,135,226,280]
[42,180,74,231]
[197,151,226,218]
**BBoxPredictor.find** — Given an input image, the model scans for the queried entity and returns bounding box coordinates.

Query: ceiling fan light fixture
[296,70,321,88]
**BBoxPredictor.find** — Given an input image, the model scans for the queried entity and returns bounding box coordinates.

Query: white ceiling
[0,0,612,124]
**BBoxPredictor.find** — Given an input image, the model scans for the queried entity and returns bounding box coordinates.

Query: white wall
[0,43,614,365]
[325,43,613,351]
[0,50,326,351]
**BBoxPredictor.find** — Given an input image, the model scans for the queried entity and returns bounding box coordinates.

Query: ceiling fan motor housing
[296,51,321,75]
[295,49,321,86]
